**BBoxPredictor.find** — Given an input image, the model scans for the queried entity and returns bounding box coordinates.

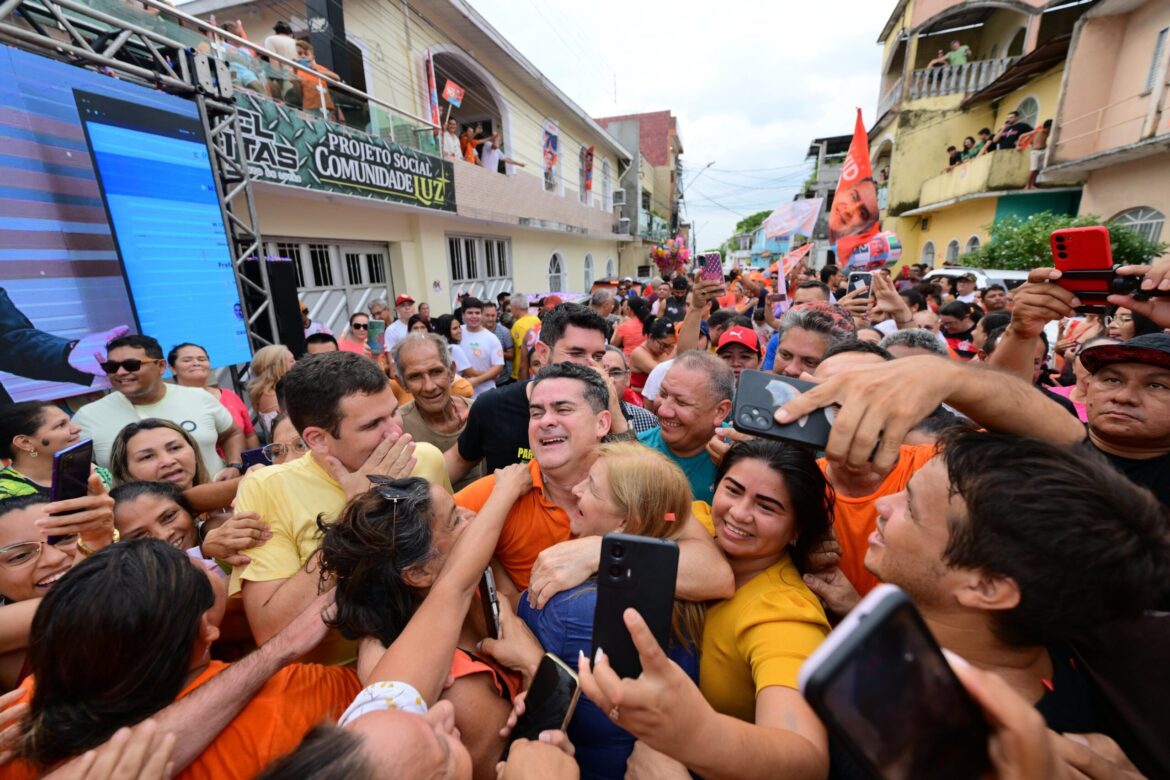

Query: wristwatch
[226,462,244,471]
[77,528,120,556]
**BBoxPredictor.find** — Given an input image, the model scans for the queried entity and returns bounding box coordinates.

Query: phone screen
[817,601,990,779]
[508,654,579,746]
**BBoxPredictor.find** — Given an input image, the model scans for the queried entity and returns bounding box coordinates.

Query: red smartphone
[1050,226,1112,303]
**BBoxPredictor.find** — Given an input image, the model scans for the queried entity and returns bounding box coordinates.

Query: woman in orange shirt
[611,296,652,357]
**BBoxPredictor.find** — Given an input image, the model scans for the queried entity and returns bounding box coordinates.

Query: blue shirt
[519,583,699,780]
[637,427,718,503]
[762,331,780,371]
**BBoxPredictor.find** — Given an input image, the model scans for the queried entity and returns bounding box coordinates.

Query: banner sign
[542,119,559,190]
[831,109,881,261]
[583,145,595,193]
[781,242,813,276]
[426,49,441,136]
[441,79,465,108]
[844,231,902,271]
[763,198,823,239]
[226,92,456,212]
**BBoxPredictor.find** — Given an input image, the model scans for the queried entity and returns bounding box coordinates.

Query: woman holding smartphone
[580,438,834,780]
[0,402,112,499]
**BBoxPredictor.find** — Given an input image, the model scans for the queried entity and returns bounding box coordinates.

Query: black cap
[273,20,293,34]
[1080,332,1170,374]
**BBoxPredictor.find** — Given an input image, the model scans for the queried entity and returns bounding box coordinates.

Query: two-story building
[871,0,1088,268]
[1042,0,1170,250]
[138,0,634,331]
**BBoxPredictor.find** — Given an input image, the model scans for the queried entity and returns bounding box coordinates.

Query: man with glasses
[72,335,244,475]
[602,345,658,433]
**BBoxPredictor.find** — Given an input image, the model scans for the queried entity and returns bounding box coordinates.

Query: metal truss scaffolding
[0,0,280,351]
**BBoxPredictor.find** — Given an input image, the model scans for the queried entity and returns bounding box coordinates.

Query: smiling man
[72,334,242,474]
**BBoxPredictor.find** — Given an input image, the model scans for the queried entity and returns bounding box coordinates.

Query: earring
[28,449,38,459]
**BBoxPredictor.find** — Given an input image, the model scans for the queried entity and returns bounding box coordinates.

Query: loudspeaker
[240,258,307,356]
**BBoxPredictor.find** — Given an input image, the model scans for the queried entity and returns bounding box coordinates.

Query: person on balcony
[926,49,948,68]
[1028,119,1052,189]
[294,41,342,122]
[959,136,979,161]
[946,39,972,66]
[981,111,1034,155]
[442,118,461,159]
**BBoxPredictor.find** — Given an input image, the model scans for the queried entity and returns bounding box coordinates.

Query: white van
[923,267,1030,291]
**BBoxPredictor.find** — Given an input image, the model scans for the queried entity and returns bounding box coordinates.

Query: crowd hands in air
[0,254,1167,780]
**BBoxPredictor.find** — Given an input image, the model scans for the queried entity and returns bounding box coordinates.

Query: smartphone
[848,271,872,299]
[799,585,992,780]
[367,319,386,355]
[49,439,94,544]
[591,533,678,679]
[502,653,580,757]
[733,370,833,450]
[478,567,501,641]
[240,447,270,470]
[701,252,723,283]
[1050,227,1145,309]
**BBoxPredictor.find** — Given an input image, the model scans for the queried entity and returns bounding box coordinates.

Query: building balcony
[918,148,1030,208]
[908,57,1017,100]
[639,211,670,242]
[877,80,904,119]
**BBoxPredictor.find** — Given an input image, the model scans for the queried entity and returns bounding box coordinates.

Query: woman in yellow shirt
[582,438,835,779]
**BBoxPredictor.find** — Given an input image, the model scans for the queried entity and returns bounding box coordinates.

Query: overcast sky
[469,0,893,251]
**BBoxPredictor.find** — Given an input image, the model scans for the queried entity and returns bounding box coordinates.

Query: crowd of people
[0,249,1167,780]
[940,109,1051,188]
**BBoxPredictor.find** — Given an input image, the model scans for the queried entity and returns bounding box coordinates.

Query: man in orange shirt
[455,362,733,607]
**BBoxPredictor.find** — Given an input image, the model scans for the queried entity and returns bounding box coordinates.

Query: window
[578,146,590,205]
[583,253,595,290]
[605,257,616,277]
[945,239,960,264]
[445,234,512,300]
[548,253,565,293]
[1016,97,1039,129]
[265,239,391,338]
[921,240,936,267]
[1147,28,1169,93]
[276,242,304,287]
[965,235,981,254]
[1113,206,1166,243]
[367,254,386,285]
[309,243,333,287]
[602,160,613,211]
[345,253,363,285]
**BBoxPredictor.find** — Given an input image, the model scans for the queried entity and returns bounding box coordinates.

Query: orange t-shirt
[3,662,360,780]
[818,444,937,596]
[454,459,571,590]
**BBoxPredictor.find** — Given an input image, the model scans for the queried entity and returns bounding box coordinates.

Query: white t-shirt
[480,141,502,172]
[304,320,332,337]
[442,132,461,158]
[72,384,234,471]
[449,344,471,373]
[460,328,505,398]
[386,320,409,351]
[262,33,298,61]
[642,359,675,402]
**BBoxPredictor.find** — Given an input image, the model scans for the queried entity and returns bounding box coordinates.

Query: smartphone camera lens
[608,563,623,579]
[1055,235,1066,243]
[611,542,624,559]
[1058,252,1068,259]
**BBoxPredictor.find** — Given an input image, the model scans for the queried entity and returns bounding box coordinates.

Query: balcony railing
[908,57,1018,100]
[639,211,670,241]
[918,148,1030,207]
[877,80,904,118]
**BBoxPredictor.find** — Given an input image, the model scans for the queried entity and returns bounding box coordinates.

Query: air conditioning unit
[612,189,626,207]
[636,264,652,278]
[616,217,630,233]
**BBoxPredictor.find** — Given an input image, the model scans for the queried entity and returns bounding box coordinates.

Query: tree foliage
[733,210,772,236]
[962,212,1167,270]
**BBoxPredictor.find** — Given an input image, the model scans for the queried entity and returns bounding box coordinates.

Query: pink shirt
[338,338,371,357]
[217,387,255,436]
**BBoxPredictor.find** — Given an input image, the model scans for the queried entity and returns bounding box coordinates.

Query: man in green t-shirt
[946,40,971,66]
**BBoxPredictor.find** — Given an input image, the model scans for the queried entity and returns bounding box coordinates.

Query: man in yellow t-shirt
[232,352,451,662]
[509,293,541,380]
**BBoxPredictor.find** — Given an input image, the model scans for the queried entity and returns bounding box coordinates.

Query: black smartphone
[478,567,501,641]
[799,585,992,780]
[506,653,580,752]
[49,439,94,545]
[733,370,833,451]
[848,271,872,299]
[591,533,678,679]
[240,447,270,470]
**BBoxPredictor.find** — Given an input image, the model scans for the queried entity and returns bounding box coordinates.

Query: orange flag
[830,109,880,264]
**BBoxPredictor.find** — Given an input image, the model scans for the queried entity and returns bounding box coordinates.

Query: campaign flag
[441,79,465,108]
[763,198,823,239]
[781,242,813,277]
[830,109,881,262]
[844,231,902,271]
[426,49,440,137]
[583,146,595,192]
[542,119,559,189]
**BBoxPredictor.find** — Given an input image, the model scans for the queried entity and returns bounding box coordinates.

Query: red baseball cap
[717,326,760,355]
[395,294,415,306]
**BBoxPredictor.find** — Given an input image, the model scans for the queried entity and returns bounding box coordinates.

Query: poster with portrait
[831,109,881,264]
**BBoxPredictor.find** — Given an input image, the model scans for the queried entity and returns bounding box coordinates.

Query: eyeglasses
[605,368,628,379]
[262,439,308,461]
[1104,314,1132,326]
[351,322,369,330]
[0,535,78,568]
[100,358,165,374]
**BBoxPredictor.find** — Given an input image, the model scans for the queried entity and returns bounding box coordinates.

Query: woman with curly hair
[246,345,295,438]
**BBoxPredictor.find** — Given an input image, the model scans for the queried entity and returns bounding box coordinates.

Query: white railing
[908,57,1018,100]
[877,80,904,118]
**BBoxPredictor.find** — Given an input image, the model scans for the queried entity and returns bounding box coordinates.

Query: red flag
[426,49,441,137]
[830,109,880,263]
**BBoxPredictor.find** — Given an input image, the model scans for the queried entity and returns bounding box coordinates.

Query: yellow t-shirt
[693,502,831,723]
[229,444,450,596]
[509,314,541,379]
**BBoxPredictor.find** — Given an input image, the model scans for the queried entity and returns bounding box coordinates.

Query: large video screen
[0,44,251,404]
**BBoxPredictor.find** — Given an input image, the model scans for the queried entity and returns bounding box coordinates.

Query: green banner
[228,92,455,211]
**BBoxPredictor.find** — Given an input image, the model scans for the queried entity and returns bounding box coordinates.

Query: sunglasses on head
[100,358,165,374]
[351,322,369,330]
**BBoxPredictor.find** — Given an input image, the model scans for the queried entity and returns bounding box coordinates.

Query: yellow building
[871,0,1087,269]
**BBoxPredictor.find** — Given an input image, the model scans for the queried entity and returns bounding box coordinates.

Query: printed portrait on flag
[542,119,559,190]
[830,109,880,261]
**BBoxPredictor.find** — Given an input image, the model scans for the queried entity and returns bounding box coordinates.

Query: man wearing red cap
[715,326,761,382]
[386,294,416,351]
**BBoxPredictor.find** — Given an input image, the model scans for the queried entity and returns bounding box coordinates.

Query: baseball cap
[1079,333,1170,374]
[716,326,760,355]
[395,294,415,306]
[621,276,633,283]
[958,273,976,283]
